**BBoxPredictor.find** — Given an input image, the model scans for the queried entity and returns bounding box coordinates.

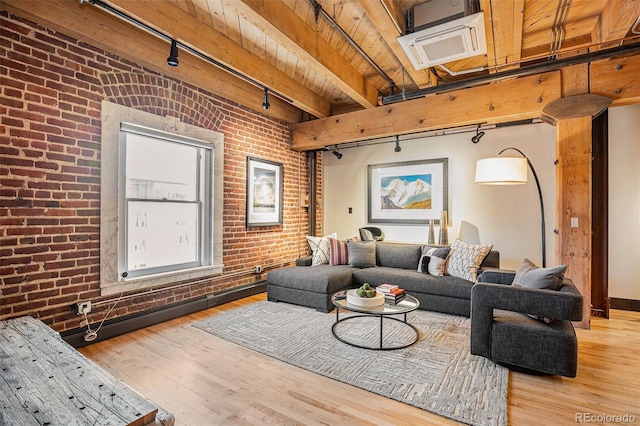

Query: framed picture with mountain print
[246,157,283,227]
[367,158,448,224]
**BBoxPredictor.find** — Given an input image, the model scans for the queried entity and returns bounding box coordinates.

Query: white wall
[609,104,640,300]
[323,122,557,270]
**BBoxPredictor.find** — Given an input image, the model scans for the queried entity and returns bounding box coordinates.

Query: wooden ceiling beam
[2,0,303,123]
[291,72,561,151]
[356,0,433,88]
[481,0,524,72]
[232,0,380,109]
[105,0,330,118]
[591,0,640,49]
[590,53,640,106]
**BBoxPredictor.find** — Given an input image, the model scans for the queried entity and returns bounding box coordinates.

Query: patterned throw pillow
[328,237,348,266]
[446,239,493,282]
[417,245,451,276]
[306,233,337,266]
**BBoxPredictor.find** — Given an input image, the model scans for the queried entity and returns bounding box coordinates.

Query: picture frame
[367,158,448,224]
[246,156,283,227]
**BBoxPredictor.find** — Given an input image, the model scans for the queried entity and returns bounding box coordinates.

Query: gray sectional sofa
[267,242,499,315]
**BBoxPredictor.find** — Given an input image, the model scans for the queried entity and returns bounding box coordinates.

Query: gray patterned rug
[193,301,508,426]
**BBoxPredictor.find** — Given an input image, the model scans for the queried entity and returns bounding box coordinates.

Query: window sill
[100,264,224,296]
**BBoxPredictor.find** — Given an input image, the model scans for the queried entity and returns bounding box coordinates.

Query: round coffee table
[331,291,420,350]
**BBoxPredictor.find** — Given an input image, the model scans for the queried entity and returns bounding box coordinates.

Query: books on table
[376,284,406,304]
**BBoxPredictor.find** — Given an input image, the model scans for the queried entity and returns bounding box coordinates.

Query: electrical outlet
[77,301,91,315]
[254,265,262,274]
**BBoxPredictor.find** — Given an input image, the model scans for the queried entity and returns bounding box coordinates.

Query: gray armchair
[471,269,583,377]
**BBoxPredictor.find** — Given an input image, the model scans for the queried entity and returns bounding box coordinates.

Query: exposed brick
[0,12,308,333]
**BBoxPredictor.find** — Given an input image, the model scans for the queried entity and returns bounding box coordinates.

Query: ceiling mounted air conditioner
[398,12,487,70]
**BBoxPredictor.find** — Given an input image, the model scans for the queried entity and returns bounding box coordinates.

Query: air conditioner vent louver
[398,12,487,70]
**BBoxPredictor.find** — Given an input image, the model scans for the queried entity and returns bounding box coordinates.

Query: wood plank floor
[79,294,640,425]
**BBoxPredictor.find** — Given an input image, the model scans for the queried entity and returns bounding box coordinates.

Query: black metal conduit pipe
[308,0,397,92]
[84,0,293,103]
[383,42,640,104]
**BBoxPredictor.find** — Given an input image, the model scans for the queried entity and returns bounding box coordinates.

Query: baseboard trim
[610,297,640,312]
[62,281,266,348]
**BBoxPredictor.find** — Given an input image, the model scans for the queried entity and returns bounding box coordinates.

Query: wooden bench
[0,316,174,426]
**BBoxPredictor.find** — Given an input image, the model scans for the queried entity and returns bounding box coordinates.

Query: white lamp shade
[475,156,528,185]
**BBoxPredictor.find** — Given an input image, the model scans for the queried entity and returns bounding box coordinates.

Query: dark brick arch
[100,72,225,130]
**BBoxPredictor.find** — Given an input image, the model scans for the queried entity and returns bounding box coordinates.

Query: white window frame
[100,101,224,296]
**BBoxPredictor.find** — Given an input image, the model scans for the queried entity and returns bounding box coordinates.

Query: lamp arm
[498,147,546,267]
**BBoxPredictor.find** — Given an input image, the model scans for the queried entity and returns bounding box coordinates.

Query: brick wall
[0,11,319,331]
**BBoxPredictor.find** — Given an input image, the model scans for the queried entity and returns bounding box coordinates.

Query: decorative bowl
[346,289,385,307]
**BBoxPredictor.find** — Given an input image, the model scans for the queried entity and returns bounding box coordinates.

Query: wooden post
[556,116,592,329]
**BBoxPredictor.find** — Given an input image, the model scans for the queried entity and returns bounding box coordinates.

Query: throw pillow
[346,240,376,268]
[418,245,451,276]
[446,239,493,282]
[327,236,358,266]
[512,258,567,291]
[306,233,337,266]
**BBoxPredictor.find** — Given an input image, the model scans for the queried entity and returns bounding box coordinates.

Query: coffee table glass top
[332,290,419,315]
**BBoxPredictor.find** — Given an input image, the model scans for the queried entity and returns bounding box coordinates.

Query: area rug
[193,301,508,426]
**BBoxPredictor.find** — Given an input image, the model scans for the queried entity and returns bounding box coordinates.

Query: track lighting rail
[82,0,292,105]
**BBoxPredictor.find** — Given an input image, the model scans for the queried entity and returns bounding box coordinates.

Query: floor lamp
[475,147,546,267]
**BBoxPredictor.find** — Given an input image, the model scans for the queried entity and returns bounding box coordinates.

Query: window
[120,124,212,278]
[100,101,223,296]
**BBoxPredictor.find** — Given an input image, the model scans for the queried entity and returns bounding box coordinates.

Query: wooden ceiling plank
[2,0,302,123]
[232,0,380,109]
[357,0,432,87]
[591,0,640,49]
[486,0,525,72]
[291,72,562,150]
[104,0,330,118]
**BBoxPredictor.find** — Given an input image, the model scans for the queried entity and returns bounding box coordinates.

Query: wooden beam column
[556,116,592,329]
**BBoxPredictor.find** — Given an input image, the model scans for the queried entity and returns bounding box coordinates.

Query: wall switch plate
[571,217,579,228]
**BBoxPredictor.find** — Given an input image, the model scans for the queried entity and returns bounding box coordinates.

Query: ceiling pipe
[383,42,640,104]
[307,0,396,93]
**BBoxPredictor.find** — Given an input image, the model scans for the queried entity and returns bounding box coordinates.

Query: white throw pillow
[306,233,337,266]
[446,239,493,282]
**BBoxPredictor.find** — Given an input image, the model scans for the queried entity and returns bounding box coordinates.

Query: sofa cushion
[347,240,376,268]
[306,233,337,266]
[376,243,422,270]
[446,239,493,282]
[267,265,353,293]
[352,267,474,300]
[512,258,567,291]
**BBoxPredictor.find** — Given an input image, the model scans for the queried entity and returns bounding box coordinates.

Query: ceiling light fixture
[262,88,270,110]
[167,39,179,67]
[471,125,485,143]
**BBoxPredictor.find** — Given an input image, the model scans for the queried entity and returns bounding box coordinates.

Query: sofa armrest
[295,256,312,266]
[470,279,583,357]
[477,268,515,285]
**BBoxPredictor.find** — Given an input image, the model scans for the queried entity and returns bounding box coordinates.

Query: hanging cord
[82,292,124,342]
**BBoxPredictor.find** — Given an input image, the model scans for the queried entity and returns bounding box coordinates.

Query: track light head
[394,135,401,152]
[332,149,342,159]
[471,126,485,144]
[167,39,179,67]
[262,88,270,110]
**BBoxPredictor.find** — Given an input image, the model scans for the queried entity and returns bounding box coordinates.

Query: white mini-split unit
[398,0,487,70]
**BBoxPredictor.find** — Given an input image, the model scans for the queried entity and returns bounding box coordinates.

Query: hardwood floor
[79,294,640,425]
